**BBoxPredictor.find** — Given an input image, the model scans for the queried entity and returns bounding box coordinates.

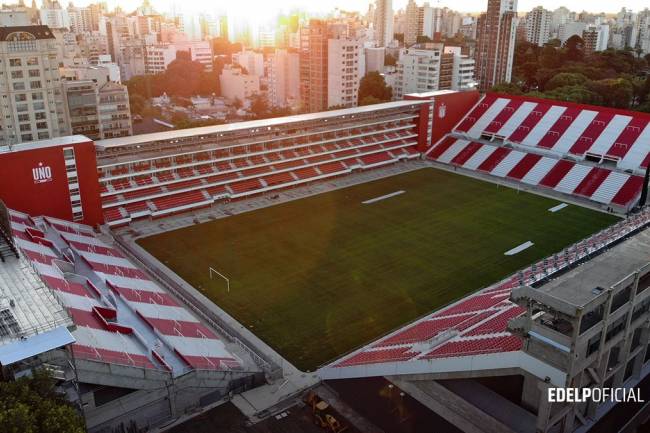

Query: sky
[59,0,649,16]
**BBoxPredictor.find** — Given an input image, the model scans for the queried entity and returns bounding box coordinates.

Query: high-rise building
[39,0,69,29]
[232,49,264,77]
[526,6,551,46]
[631,9,650,54]
[0,26,69,146]
[582,24,610,55]
[404,0,419,47]
[364,46,385,74]
[268,49,300,109]
[373,0,394,47]
[475,0,517,92]
[63,66,133,140]
[299,19,328,112]
[327,38,362,108]
[67,4,94,34]
[393,44,475,99]
[558,21,586,44]
[219,64,260,103]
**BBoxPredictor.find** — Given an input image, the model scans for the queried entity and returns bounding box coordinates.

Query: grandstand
[94,101,427,226]
[3,206,266,432]
[3,90,650,433]
[427,94,650,211]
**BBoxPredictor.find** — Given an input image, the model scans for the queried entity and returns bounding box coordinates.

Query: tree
[249,93,270,119]
[544,85,601,105]
[545,73,589,91]
[587,78,634,108]
[358,72,392,105]
[490,82,523,95]
[128,93,147,116]
[359,95,383,106]
[0,370,85,433]
[564,35,585,62]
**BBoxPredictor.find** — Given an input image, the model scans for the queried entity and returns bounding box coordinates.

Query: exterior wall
[300,20,329,113]
[374,0,394,47]
[219,65,260,102]
[475,0,517,91]
[268,49,299,108]
[526,6,551,46]
[364,46,385,74]
[0,139,103,226]
[405,90,481,150]
[327,38,362,108]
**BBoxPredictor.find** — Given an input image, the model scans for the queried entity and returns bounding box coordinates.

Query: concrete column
[536,381,552,433]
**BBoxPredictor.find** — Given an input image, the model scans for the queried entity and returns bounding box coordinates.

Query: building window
[30,81,42,89]
[21,133,32,141]
[36,122,47,130]
[32,92,43,100]
[13,82,25,91]
[28,69,40,78]
[17,114,29,122]
[14,94,27,102]
[35,112,46,120]
[11,70,23,79]
[26,57,38,66]
[19,123,31,132]
[37,131,49,140]
[16,104,28,113]
[9,58,22,67]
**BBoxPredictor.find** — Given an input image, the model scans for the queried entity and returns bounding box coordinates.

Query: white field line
[548,203,569,213]
[504,241,534,256]
[362,190,406,204]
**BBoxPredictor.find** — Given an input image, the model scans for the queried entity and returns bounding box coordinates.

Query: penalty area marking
[504,241,534,256]
[548,203,568,213]
[362,190,405,204]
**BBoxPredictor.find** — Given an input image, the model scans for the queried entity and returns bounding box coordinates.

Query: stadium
[2,89,650,433]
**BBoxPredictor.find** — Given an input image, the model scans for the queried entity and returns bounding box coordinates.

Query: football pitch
[137,168,618,371]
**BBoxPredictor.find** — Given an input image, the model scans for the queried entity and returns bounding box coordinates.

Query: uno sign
[32,162,53,184]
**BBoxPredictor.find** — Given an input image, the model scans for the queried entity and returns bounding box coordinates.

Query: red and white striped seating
[98,122,421,226]
[428,138,644,208]
[435,94,650,209]
[8,210,242,373]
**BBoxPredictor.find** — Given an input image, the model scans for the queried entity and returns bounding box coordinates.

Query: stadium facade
[1,89,650,432]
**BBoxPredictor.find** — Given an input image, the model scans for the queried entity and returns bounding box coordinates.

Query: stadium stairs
[98,119,421,226]
[426,94,650,212]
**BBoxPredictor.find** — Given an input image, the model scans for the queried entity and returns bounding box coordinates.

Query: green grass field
[138,168,618,371]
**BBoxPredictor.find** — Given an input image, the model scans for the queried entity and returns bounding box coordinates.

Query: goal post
[209,267,230,293]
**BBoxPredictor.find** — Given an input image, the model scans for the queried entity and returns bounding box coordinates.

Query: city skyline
[15,0,650,17]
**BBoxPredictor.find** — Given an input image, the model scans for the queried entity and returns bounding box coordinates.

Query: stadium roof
[95,100,428,150]
[530,228,650,308]
[0,326,74,366]
[0,251,72,346]
[0,135,90,154]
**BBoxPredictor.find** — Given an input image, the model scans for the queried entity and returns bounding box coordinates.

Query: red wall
[406,90,481,151]
[0,140,103,226]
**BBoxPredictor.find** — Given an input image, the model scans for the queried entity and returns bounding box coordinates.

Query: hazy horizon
[22,0,649,17]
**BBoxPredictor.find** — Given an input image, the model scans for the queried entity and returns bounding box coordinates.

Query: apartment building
[327,38,363,108]
[0,25,69,146]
